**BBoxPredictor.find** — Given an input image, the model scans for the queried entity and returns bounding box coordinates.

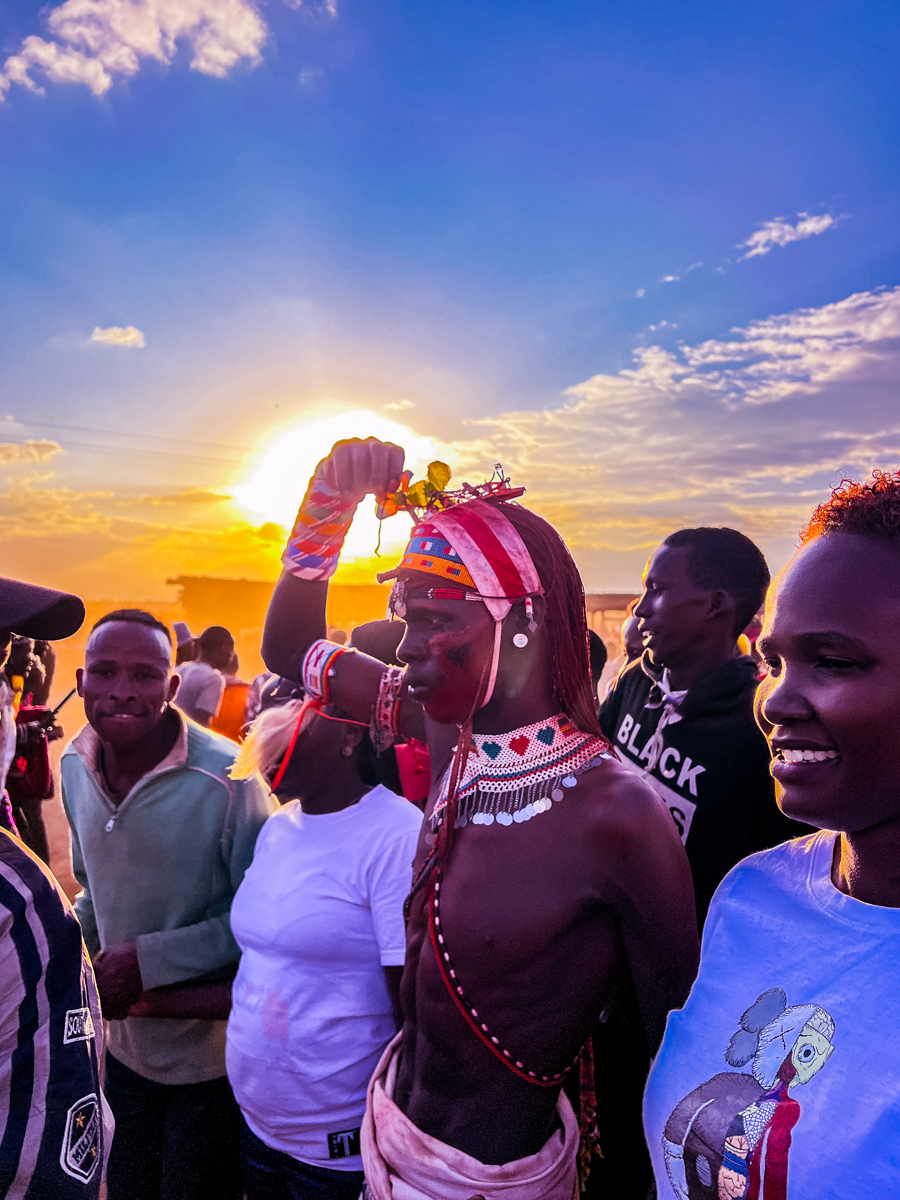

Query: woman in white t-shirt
[644,471,900,1200]
[227,699,422,1199]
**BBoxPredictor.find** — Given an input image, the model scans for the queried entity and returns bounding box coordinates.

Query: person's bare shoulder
[575,756,687,877]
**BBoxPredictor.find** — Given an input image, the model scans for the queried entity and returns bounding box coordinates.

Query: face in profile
[397,582,496,725]
[757,533,900,834]
[634,544,717,668]
[78,621,177,746]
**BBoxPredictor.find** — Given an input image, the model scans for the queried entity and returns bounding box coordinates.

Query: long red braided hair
[499,502,602,738]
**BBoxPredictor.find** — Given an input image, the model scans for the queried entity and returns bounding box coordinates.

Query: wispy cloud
[658,274,680,283]
[737,212,838,260]
[0,440,62,465]
[458,286,900,578]
[0,0,269,99]
[92,325,146,347]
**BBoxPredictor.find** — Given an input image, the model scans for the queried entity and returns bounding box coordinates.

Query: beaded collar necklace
[428,713,612,836]
[415,715,613,1088]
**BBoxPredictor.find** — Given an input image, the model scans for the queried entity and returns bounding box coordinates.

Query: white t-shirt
[226,785,422,1171]
[644,831,900,1200]
[175,661,225,722]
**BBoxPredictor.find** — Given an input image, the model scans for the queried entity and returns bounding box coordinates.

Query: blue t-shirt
[644,831,900,1200]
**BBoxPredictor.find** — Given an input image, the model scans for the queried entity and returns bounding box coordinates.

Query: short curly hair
[801,469,900,544]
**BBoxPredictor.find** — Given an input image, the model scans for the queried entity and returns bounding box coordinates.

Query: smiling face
[78,620,178,748]
[396,580,496,725]
[757,532,900,832]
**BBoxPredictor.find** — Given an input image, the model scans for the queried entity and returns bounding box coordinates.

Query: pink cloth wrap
[361,1034,579,1200]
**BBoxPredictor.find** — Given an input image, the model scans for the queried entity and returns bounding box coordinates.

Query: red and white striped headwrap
[426,499,542,620]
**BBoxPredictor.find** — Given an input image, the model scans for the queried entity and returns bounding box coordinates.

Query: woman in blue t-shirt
[227,698,422,1200]
[644,469,900,1200]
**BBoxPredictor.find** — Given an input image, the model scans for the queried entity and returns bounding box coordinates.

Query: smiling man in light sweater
[61,608,276,1200]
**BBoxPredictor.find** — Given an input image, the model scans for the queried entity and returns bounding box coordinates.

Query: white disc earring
[513,633,529,648]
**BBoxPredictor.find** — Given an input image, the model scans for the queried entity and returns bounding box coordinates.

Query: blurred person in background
[173,622,195,666]
[587,629,608,704]
[227,697,422,1199]
[246,669,275,724]
[175,624,233,727]
[600,528,807,925]
[27,637,56,705]
[597,603,642,698]
[62,609,275,1200]
[4,634,68,861]
[211,650,251,743]
[0,575,115,1196]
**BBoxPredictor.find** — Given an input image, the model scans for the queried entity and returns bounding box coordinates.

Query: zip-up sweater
[61,712,276,1085]
[599,653,808,924]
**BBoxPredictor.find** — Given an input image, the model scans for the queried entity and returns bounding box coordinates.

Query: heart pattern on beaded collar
[536,726,555,746]
[509,736,530,756]
[481,742,502,760]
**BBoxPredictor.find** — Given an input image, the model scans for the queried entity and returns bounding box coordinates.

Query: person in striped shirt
[0,574,113,1196]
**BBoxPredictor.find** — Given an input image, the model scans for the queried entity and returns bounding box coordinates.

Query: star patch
[60,1094,101,1183]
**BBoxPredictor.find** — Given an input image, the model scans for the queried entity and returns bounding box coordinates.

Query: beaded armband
[282,471,359,582]
[370,665,405,755]
[301,639,348,704]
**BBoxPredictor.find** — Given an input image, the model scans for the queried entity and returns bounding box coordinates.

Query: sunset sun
[232,409,448,563]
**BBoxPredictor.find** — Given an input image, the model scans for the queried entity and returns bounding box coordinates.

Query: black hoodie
[599,652,808,924]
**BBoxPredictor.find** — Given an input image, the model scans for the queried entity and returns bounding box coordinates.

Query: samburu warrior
[263,438,699,1199]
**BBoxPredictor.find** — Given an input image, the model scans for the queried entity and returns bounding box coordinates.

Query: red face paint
[398,596,495,725]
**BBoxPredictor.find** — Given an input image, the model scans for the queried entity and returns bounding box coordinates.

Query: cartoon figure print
[662,989,835,1200]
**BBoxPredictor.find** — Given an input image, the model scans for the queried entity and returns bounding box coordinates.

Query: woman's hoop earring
[513,633,529,649]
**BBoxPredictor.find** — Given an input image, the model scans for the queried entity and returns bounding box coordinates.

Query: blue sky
[1,0,899,597]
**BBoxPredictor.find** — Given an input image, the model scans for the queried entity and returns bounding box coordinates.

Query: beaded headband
[378,497,543,622]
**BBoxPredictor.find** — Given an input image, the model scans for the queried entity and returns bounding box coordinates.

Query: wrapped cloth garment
[361,1034,579,1200]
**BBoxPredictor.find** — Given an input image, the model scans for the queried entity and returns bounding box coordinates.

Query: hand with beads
[283,438,406,583]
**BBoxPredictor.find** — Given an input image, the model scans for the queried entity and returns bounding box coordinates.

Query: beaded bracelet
[370,665,405,755]
[282,472,359,582]
[301,639,349,704]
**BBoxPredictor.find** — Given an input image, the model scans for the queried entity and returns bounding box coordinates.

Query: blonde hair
[230,699,305,780]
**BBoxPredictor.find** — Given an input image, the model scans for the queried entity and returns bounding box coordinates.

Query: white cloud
[383,399,415,412]
[685,262,703,273]
[458,286,900,579]
[658,274,680,283]
[92,325,146,346]
[635,288,646,298]
[737,212,838,260]
[0,440,62,466]
[0,0,268,98]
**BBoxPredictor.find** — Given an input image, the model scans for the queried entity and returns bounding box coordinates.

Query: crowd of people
[0,435,897,1200]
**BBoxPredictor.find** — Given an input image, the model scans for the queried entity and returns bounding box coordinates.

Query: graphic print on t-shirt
[661,988,835,1200]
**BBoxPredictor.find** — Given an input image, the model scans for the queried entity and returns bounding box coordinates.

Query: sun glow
[232,409,449,564]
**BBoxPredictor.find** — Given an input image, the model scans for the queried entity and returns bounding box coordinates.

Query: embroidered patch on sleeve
[63,1007,96,1044]
[60,1094,101,1182]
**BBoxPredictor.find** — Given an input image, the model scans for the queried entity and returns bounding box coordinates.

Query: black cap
[0,576,85,640]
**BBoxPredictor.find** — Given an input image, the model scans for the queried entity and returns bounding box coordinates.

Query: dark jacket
[599,652,808,925]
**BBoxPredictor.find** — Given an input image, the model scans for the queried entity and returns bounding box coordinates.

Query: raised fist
[316,437,406,502]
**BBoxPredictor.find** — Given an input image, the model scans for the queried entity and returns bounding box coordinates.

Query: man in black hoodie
[599,527,807,925]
